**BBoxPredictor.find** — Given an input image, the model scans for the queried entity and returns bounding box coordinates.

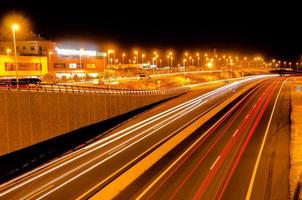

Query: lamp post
[196,53,200,67]
[122,53,126,77]
[12,24,19,84]
[142,54,145,64]
[48,51,53,72]
[6,48,11,56]
[134,50,138,75]
[79,48,84,68]
[107,49,114,68]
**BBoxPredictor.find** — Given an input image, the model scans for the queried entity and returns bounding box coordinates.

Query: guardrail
[0,83,190,96]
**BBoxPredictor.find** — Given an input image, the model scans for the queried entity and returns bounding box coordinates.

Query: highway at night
[0,75,291,200]
[1,2,302,199]
[115,77,290,200]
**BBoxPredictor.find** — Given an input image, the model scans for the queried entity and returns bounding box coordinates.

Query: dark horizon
[1,0,301,61]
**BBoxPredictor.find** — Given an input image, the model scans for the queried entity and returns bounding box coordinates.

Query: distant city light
[55,48,97,56]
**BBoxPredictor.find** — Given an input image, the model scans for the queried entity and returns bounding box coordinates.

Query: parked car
[0,78,42,89]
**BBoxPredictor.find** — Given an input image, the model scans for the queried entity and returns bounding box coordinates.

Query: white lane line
[210,156,221,170]
[135,89,252,200]
[21,184,53,200]
[245,79,286,200]
[0,80,240,194]
[35,101,208,199]
[0,75,270,196]
[232,129,239,137]
[0,97,203,195]
[19,100,206,199]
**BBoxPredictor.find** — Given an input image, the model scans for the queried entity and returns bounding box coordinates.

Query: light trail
[0,75,272,198]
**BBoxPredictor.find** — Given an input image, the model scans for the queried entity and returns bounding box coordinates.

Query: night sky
[0,0,301,60]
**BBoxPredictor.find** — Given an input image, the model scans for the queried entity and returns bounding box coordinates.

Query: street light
[6,48,11,56]
[122,53,126,64]
[12,23,19,84]
[48,51,53,70]
[142,54,145,63]
[79,48,84,69]
[183,58,186,67]
[134,50,138,64]
[107,49,115,67]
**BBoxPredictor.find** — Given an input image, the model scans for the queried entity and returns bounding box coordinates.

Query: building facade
[0,40,55,56]
[0,40,106,80]
[48,48,106,80]
[0,55,48,77]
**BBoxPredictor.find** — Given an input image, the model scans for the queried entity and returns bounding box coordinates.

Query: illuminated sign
[69,63,77,69]
[56,48,97,56]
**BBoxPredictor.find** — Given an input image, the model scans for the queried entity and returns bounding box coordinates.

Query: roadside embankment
[290,80,302,199]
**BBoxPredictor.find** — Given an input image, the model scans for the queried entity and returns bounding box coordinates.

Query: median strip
[90,79,264,200]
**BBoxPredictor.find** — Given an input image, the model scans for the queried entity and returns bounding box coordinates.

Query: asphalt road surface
[0,75,279,200]
[116,77,290,200]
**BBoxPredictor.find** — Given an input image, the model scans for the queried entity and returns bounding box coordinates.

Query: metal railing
[0,83,190,96]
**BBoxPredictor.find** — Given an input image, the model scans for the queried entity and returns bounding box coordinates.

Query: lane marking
[0,76,271,197]
[77,99,224,200]
[216,79,281,200]
[134,81,267,200]
[35,101,208,199]
[233,129,239,137]
[210,156,221,170]
[21,184,53,200]
[245,79,286,200]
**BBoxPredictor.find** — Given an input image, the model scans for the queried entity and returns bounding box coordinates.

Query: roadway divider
[90,79,264,200]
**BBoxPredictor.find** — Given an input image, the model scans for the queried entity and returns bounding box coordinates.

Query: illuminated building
[0,55,48,77]
[0,38,106,80]
[49,47,106,80]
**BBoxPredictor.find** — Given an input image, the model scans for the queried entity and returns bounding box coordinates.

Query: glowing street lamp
[107,49,115,67]
[12,23,19,84]
[48,51,53,69]
[183,58,186,67]
[134,50,138,64]
[6,48,11,56]
[122,53,126,77]
[122,53,126,64]
[152,57,156,65]
[142,54,145,63]
[79,48,84,68]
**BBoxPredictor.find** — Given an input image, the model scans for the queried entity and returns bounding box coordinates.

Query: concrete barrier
[0,88,187,156]
[91,80,263,200]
